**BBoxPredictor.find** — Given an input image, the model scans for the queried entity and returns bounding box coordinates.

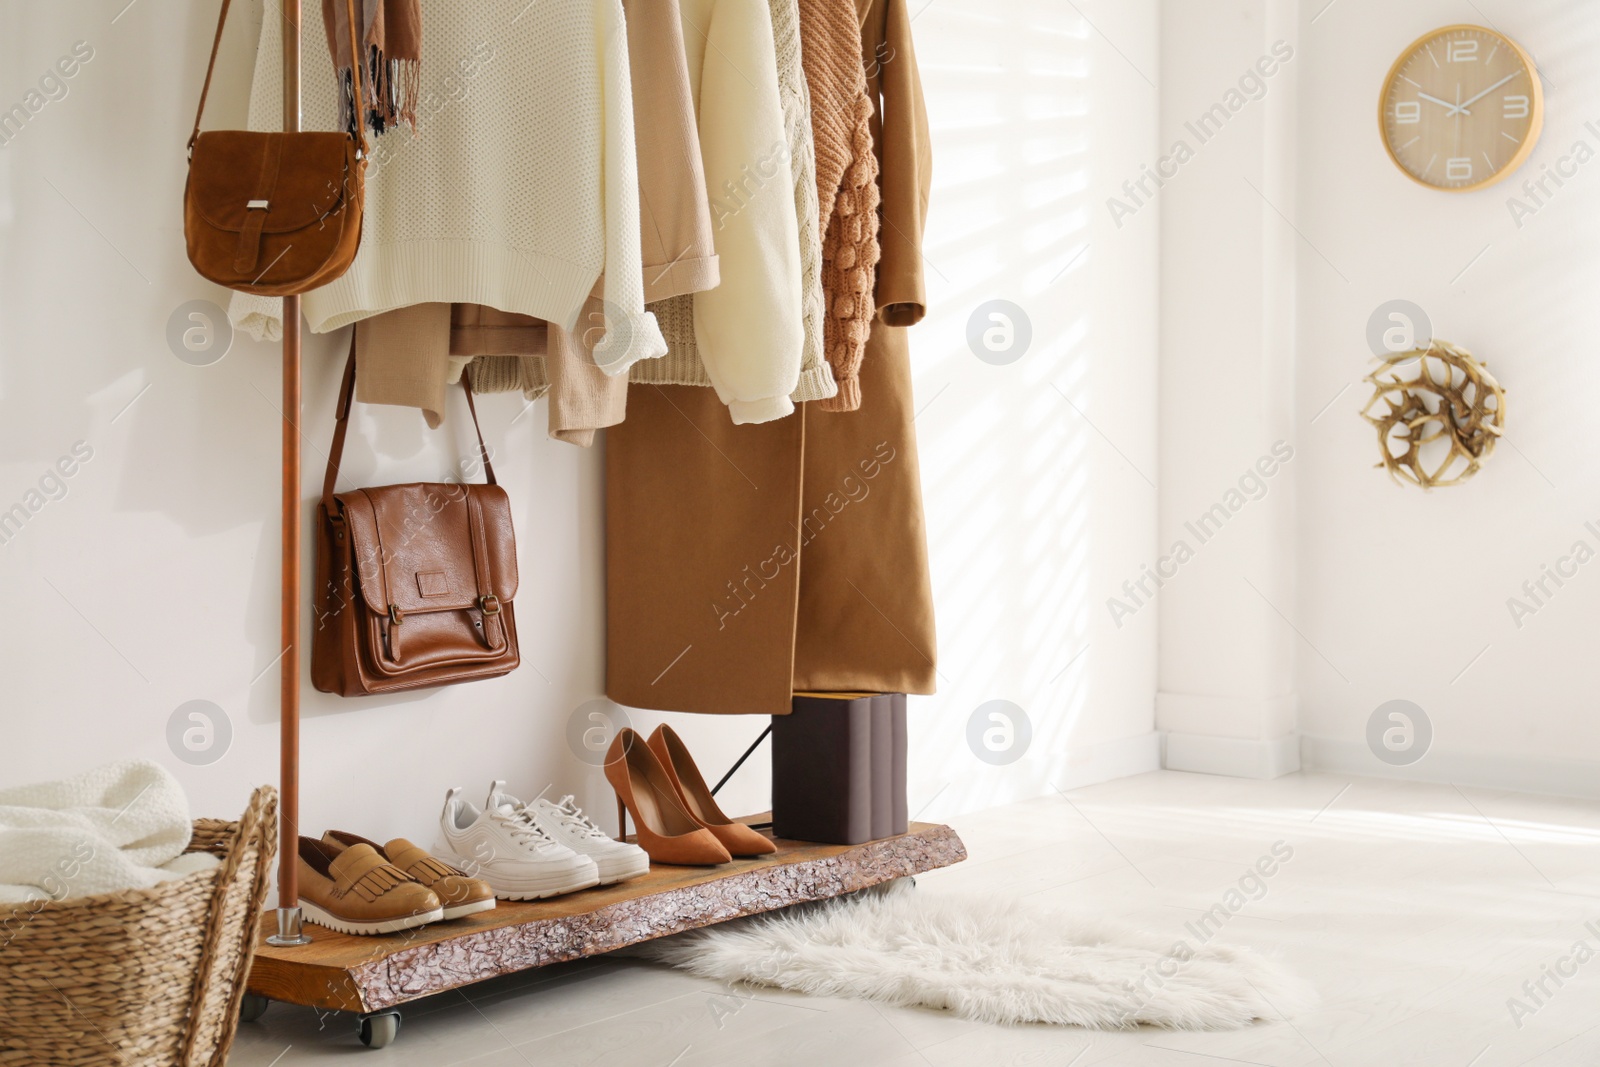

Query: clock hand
[1451,71,1519,115]
[1416,91,1467,114]
[1454,84,1462,153]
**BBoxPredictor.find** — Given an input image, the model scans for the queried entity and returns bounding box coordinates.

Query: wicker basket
[0,784,277,1067]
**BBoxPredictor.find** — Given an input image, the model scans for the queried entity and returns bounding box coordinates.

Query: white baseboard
[1300,734,1600,800]
[1055,730,1163,790]
[1156,691,1298,739]
[1163,731,1301,779]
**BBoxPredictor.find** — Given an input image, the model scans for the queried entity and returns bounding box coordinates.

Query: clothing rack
[266,1,311,950]
[238,7,964,1049]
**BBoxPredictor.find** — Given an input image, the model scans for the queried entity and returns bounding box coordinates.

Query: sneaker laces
[492,803,563,852]
[542,795,610,841]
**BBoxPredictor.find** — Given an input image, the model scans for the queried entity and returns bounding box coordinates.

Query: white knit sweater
[228,0,665,376]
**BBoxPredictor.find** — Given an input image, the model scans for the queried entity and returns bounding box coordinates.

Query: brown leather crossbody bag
[312,336,521,696]
[183,0,367,296]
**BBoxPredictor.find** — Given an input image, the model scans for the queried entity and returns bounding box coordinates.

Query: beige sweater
[632,0,834,405]
[354,304,626,447]
[620,0,721,302]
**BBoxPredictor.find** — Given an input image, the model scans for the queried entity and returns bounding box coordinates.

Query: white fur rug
[642,882,1314,1030]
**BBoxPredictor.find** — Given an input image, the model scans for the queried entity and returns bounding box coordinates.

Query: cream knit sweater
[646,0,806,425]
[633,0,834,407]
[227,0,666,376]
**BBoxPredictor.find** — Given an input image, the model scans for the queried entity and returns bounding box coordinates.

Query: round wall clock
[1379,24,1544,192]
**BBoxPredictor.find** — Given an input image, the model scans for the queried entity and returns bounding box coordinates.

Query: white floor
[227,770,1600,1066]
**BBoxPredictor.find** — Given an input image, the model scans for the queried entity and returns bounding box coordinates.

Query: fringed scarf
[323,0,422,136]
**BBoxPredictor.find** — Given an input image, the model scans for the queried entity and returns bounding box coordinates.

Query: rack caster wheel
[359,1009,401,1049]
[239,993,270,1023]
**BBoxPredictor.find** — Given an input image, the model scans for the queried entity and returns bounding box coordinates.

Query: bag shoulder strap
[189,0,368,157]
[187,0,233,152]
[460,369,498,485]
[322,329,499,513]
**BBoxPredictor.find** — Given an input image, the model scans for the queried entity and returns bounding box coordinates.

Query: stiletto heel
[604,729,731,865]
[647,725,777,857]
[615,795,627,842]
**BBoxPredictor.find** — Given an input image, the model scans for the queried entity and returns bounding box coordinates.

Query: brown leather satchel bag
[183,0,367,296]
[313,337,520,696]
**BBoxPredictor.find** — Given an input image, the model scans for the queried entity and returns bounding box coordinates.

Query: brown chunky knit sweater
[798,0,881,412]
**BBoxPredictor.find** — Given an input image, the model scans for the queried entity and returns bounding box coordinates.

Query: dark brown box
[772,694,876,844]
[772,694,908,845]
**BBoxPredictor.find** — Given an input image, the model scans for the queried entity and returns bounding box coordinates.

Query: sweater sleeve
[591,0,669,376]
[873,0,931,326]
[690,0,805,425]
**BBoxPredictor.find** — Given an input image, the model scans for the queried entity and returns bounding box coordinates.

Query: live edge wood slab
[247,821,966,1013]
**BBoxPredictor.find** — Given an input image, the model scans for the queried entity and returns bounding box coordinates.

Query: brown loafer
[648,725,777,857]
[296,837,443,935]
[321,831,496,920]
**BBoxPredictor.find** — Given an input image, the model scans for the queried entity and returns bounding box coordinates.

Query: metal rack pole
[267,0,311,948]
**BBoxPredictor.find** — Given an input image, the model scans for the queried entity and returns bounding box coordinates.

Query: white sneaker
[437,784,600,901]
[523,793,650,885]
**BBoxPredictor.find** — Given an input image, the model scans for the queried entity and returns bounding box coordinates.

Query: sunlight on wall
[908,3,1132,821]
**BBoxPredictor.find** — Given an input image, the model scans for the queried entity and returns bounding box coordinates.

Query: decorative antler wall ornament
[1360,340,1505,489]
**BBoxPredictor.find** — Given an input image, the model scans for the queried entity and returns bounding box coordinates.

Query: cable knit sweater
[226,0,666,376]
[799,0,881,412]
[633,0,834,406]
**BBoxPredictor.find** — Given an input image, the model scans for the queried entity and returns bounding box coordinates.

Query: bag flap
[337,483,518,616]
[466,485,520,600]
[189,131,354,233]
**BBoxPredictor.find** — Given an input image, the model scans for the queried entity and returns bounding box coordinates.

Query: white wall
[912,0,1162,815]
[1145,1,1600,797]
[0,0,1161,858]
[1154,0,1302,780]
[1291,0,1600,795]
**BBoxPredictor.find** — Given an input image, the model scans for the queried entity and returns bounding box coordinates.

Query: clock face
[1380,25,1543,191]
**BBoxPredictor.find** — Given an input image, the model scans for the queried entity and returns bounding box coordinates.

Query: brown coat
[605,0,933,715]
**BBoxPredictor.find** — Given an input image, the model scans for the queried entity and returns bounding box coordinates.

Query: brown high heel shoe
[605,728,732,866]
[648,725,778,857]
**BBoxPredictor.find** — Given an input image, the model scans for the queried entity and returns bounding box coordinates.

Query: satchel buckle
[247,199,269,210]
[387,604,404,625]
[477,594,501,616]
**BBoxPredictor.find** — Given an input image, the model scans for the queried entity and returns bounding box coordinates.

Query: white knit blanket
[0,760,217,903]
